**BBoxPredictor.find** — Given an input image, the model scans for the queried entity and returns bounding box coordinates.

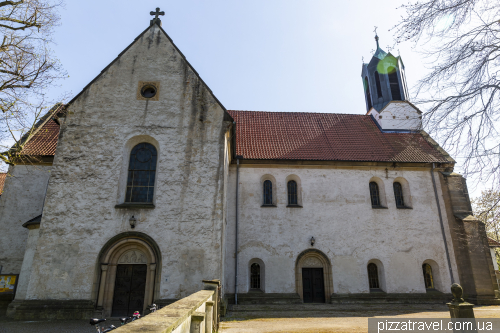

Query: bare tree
[472,189,500,266]
[0,0,66,166]
[393,0,500,187]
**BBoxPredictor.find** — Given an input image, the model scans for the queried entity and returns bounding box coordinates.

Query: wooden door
[111,264,147,316]
[302,268,325,303]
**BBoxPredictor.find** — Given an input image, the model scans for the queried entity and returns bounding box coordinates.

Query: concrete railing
[113,289,216,333]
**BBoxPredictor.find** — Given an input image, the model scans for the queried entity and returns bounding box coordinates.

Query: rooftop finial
[150,7,165,26]
[373,26,380,49]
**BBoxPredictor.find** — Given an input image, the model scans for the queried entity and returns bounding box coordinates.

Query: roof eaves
[22,214,42,228]
[419,130,455,163]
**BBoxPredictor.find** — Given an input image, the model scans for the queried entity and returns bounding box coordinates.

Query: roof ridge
[228,110,369,116]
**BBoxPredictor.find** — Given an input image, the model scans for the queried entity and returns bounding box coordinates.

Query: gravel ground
[220,304,500,333]
[0,318,123,333]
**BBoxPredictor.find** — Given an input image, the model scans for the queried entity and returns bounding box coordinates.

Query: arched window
[263,180,273,205]
[422,263,434,289]
[288,180,298,205]
[388,67,402,101]
[126,143,157,203]
[250,263,261,289]
[364,77,373,110]
[393,182,405,208]
[369,182,381,207]
[367,263,380,289]
[374,71,383,98]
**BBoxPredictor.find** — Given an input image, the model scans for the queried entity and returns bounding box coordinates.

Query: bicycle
[89,318,116,332]
[119,311,141,325]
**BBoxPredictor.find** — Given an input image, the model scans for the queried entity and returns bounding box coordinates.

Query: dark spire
[372,28,387,60]
[374,26,380,49]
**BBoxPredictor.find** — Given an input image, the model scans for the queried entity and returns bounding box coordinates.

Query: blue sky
[53,0,424,113]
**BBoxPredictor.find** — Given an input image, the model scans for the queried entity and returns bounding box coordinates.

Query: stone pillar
[97,264,108,307]
[145,263,156,308]
[202,279,220,330]
[448,284,475,318]
[439,172,498,303]
[205,301,214,333]
[14,224,40,301]
[190,312,205,333]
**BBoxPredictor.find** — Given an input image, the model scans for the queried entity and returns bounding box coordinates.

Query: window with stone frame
[367,263,380,289]
[369,182,381,207]
[288,180,298,205]
[250,263,261,289]
[126,143,157,203]
[422,263,434,289]
[263,180,273,205]
[393,182,405,208]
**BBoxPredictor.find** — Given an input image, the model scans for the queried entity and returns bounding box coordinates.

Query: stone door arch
[96,236,159,317]
[295,249,333,302]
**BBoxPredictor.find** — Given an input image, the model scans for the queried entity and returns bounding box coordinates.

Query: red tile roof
[0,173,6,194]
[228,110,451,163]
[20,118,60,156]
[488,237,500,248]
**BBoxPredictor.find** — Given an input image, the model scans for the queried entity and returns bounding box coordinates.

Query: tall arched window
[422,264,434,289]
[126,143,157,203]
[368,263,380,289]
[288,180,298,205]
[263,180,273,205]
[374,71,383,98]
[250,263,261,289]
[393,182,405,208]
[364,77,373,110]
[369,182,381,207]
[388,67,402,101]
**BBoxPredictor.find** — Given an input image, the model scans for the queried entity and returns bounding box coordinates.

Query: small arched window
[263,180,273,205]
[374,71,383,98]
[393,182,405,208]
[364,77,373,111]
[422,263,434,289]
[288,180,298,205]
[126,143,157,203]
[388,67,402,101]
[369,182,381,207]
[250,263,261,289]
[368,263,380,289]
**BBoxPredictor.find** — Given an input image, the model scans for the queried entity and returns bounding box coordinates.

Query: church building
[0,14,498,319]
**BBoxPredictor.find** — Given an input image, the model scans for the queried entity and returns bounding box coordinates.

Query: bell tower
[361,33,409,112]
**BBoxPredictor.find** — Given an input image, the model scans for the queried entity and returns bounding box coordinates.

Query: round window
[141,85,157,98]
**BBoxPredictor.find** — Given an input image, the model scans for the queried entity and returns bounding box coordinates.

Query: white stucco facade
[0,165,51,274]
[224,165,459,296]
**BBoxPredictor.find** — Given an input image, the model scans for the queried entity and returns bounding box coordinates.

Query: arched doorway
[295,249,333,303]
[95,233,161,317]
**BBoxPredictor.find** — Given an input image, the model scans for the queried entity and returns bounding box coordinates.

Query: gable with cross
[150,7,165,26]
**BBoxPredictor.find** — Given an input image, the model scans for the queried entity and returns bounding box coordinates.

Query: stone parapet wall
[113,290,214,333]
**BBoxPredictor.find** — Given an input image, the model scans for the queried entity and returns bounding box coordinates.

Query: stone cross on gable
[150,7,165,26]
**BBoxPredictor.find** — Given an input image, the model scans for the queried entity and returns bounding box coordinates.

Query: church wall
[0,165,51,274]
[224,165,459,296]
[23,25,230,303]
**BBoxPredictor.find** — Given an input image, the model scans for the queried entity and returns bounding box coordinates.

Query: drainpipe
[234,157,240,305]
[430,163,455,283]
